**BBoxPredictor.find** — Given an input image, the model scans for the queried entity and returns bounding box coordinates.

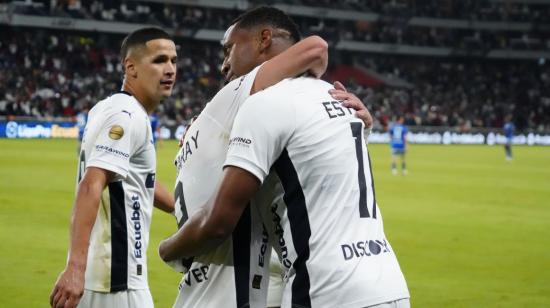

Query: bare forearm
[66,182,103,270]
[154,181,175,213]
[301,36,328,78]
[252,35,328,94]
[159,207,226,261]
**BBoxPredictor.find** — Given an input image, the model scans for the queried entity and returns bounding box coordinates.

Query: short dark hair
[231,6,301,43]
[120,27,172,64]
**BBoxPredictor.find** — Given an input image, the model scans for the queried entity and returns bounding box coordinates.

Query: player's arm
[329,81,374,140]
[50,167,112,308]
[154,181,175,213]
[159,167,259,260]
[251,35,328,94]
[160,91,292,261]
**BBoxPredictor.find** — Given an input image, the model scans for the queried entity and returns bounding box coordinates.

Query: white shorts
[267,270,284,307]
[267,251,284,308]
[366,298,410,308]
[78,289,154,308]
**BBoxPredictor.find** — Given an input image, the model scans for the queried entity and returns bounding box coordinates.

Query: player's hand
[329,81,373,129]
[50,266,85,308]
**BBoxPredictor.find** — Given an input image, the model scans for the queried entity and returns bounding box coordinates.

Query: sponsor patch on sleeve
[109,125,124,140]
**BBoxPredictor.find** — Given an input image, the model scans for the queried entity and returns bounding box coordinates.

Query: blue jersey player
[150,112,160,147]
[389,116,408,175]
[503,115,515,161]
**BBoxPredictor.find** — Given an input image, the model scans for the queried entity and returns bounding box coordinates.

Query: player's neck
[122,82,157,114]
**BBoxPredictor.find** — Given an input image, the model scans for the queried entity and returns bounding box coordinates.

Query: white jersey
[78,91,156,292]
[171,65,271,308]
[225,78,410,308]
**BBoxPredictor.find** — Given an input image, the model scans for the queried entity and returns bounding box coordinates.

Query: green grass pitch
[0,139,549,307]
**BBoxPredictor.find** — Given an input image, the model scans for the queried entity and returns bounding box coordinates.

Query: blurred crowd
[1,27,549,132]
[13,0,550,23]
[9,0,550,51]
[2,0,550,132]
[345,55,550,132]
[0,28,223,127]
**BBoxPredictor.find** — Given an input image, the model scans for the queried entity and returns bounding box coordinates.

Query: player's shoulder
[98,91,146,118]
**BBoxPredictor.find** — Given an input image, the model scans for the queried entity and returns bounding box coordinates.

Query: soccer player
[166,8,328,308]
[389,115,408,175]
[503,115,515,161]
[163,7,372,308]
[159,14,409,308]
[50,28,176,308]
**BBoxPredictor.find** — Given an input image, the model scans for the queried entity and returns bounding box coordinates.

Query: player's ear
[124,57,138,78]
[258,28,272,53]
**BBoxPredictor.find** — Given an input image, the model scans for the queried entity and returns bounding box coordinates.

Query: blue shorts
[391,148,406,155]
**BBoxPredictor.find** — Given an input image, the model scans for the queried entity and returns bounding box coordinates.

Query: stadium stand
[1,0,549,132]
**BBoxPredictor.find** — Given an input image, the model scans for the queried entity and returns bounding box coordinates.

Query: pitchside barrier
[1,120,550,146]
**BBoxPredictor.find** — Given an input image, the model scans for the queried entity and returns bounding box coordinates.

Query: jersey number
[350,122,377,219]
[174,181,189,228]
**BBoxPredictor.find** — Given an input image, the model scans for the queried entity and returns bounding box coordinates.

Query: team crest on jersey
[109,125,124,140]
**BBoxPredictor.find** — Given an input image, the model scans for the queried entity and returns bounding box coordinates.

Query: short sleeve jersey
[389,123,407,150]
[78,91,156,292]
[225,77,410,308]
[171,65,271,308]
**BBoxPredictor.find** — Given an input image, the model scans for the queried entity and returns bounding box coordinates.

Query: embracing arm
[159,167,259,261]
[252,35,328,94]
[154,181,175,213]
[50,167,111,308]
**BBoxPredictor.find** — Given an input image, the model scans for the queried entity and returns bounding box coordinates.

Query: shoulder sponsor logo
[229,136,252,148]
[94,144,130,158]
[109,125,124,140]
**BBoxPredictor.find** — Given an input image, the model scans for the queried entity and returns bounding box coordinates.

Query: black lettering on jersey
[258,224,269,267]
[322,101,353,119]
[182,265,210,287]
[180,129,200,164]
[190,129,199,149]
[131,195,143,259]
[322,102,337,118]
[271,203,292,269]
[340,238,391,261]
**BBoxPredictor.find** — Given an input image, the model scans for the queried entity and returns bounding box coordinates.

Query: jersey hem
[84,286,150,293]
[87,159,129,178]
[328,292,410,308]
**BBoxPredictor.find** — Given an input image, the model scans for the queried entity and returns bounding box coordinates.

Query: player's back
[228,77,409,307]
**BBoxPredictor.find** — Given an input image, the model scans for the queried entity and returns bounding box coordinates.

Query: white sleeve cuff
[224,155,267,184]
[87,159,129,179]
